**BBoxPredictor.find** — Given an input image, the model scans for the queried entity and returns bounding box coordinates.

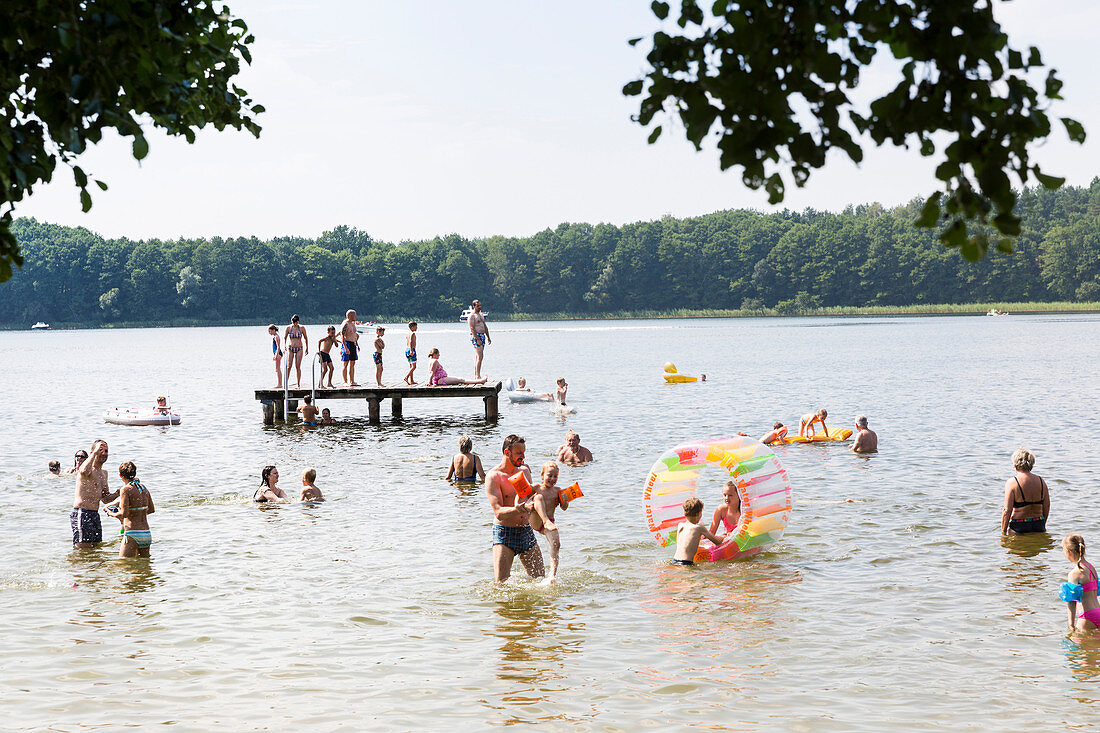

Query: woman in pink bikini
[426,348,488,386]
[709,480,742,536]
[1063,533,1100,632]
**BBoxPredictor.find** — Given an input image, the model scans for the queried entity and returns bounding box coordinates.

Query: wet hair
[321,408,331,416]
[48,461,60,472]
[1012,448,1036,472]
[303,468,317,483]
[260,465,277,487]
[74,450,88,459]
[817,408,828,418]
[291,314,300,323]
[1064,534,1087,567]
[724,480,742,508]
[119,461,137,480]
[428,348,440,358]
[683,497,704,518]
[773,421,785,430]
[855,415,868,428]
[408,321,417,328]
[502,434,525,453]
[459,435,473,454]
[304,395,313,404]
[267,323,277,332]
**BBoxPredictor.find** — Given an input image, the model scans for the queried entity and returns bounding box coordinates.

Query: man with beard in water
[72,440,119,548]
[485,434,545,583]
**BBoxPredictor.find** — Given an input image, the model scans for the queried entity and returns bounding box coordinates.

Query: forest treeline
[3,180,1099,326]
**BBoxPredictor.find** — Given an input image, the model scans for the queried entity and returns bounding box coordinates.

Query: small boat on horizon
[459,308,485,322]
[31,321,50,330]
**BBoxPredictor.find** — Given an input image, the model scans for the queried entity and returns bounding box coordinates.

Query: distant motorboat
[459,308,485,322]
[31,321,50,330]
[986,309,1009,316]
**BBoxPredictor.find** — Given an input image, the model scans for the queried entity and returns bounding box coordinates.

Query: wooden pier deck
[254,382,502,425]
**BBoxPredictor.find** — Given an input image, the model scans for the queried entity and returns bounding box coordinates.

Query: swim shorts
[1008,516,1046,534]
[341,342,358,362]
[406,348,416,363]
[71,507,102,544]
[373,352,382,365]
[471,333,487,349]
[492,524,537,555]
[670,558,695,566]
[318,351,332,364]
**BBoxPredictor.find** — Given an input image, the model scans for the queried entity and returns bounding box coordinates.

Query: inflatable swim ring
[643,436,792,562]
[780,428,852,444]
[104,408,181,426]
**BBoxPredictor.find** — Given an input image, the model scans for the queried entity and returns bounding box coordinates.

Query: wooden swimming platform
[254,382,502,425]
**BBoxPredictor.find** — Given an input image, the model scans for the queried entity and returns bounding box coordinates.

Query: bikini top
[1012,476,1046,508]
[288,326,303,339]
[127,480,148,512]
[1083,561,1099,593]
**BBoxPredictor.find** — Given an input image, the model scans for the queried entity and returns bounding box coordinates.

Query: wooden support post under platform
[254,382,502,424]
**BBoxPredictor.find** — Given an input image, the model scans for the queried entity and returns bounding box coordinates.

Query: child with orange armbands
[527,461,571,582]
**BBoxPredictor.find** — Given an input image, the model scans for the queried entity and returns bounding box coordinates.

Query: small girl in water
[1063,533,1100,632]
[709,480,742,536]
[254,465,287,503]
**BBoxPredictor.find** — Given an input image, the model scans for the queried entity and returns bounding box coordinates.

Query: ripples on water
[3,315,1099,730]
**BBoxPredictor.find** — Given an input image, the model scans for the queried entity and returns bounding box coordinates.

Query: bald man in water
[72,440,119,548]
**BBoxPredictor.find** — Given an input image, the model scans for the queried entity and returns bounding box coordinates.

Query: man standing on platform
[485,435,545,583]
[72,440,119,549]
[340,309,360,387]
[468,299,491,379]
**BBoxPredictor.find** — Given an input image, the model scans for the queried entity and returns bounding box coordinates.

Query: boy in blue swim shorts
[404,322,418,385]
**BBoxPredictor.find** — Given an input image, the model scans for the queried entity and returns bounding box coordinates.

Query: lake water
[3,315,1100,731]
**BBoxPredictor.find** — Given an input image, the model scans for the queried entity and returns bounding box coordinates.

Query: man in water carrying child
[484,434,545,583]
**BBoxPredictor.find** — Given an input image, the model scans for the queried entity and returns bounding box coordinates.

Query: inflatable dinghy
[104,408,181,426]
[506,391,551,404]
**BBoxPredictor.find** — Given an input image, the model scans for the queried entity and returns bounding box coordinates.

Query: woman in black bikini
[446,436,485,482]
[254,465,287,503]
[1001,448,1050,535]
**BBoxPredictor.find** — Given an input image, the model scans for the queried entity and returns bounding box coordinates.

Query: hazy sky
[15,0,1100,243]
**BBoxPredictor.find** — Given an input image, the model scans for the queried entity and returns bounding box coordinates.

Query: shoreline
[5,301,1098,331]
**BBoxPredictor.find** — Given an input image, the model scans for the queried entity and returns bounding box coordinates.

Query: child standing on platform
[373,326,385,387]
[404,322,418,385]
[317,325,340,389]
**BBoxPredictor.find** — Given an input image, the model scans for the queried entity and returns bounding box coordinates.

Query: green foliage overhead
[0,0,263,282]
[3,180,1099,327]
[625,0,1086,260]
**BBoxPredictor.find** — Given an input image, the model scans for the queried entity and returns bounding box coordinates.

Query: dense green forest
[3,180,1099,327]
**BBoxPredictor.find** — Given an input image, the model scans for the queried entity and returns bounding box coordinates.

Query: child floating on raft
[672,497,726,566]
[799,409,828,438]
[760,421,788,445]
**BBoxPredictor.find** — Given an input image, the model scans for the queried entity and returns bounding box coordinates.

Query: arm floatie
[1060,582,1083,602]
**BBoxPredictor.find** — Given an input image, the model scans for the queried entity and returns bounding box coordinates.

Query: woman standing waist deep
[1001,448,1049,535]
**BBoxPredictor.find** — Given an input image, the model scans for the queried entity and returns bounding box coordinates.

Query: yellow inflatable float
[780,428,853,444]
[663,362,698,383]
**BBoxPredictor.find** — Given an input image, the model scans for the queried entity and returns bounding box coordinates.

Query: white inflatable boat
[104,408,181,426]
[506,391,552,404]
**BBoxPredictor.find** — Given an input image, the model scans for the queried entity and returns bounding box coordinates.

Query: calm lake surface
[4,315,1100,731]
